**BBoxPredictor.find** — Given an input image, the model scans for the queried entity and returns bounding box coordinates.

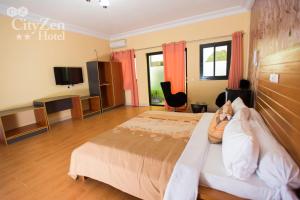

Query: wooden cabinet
[87,61,125,111]
[111,62,125,106]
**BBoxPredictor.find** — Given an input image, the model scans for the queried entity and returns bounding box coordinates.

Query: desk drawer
[45,98,72,114]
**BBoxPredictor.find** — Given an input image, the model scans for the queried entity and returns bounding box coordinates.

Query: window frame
[200,40,231,80]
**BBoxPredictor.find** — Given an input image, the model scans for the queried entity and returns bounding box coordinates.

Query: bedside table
[191,104,208,113]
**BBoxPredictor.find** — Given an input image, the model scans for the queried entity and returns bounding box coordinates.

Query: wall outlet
[269,73,279,83]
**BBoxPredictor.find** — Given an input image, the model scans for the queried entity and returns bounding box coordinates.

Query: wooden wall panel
[249,1,300,165]
[248,0,300,92]
[256,46,300,166]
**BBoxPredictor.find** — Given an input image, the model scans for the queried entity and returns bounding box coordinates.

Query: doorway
[146,52,165,106]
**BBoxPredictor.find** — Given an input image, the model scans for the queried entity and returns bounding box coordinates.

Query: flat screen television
[54,67,83,85]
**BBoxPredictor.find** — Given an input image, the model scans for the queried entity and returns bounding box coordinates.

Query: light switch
[269,73,279,83]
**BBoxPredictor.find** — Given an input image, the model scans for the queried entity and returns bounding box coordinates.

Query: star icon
[16,34,22,40]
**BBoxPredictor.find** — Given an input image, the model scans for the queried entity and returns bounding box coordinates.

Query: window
[200,41,231,80]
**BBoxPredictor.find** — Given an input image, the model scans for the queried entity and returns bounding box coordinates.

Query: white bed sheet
[200,144,279,200]
[164,113,214,200]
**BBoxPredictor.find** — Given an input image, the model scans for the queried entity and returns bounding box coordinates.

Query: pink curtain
[228,31,243,89]
[111,49,139,106]
[162,41,186,94]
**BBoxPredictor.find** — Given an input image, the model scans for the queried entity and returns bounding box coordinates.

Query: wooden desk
[33,95,82,127]
[0,95,101,144]
[33,95,101,126]
[0,106,48,144]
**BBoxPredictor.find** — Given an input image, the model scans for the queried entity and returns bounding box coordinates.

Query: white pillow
[232,107,250,121]
[222,118,259,180]
[231,97,247,113]
[250,109,300,199]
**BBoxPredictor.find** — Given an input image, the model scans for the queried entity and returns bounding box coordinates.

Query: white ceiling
[0,0,254,40]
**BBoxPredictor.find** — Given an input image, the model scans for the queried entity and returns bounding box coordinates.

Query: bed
[69,111,204,200]
[69,46,300,200]
[68,109,297,200]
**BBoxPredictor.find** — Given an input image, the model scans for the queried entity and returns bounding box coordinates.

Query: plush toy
[219,101,233,121]
[208,101,233,144]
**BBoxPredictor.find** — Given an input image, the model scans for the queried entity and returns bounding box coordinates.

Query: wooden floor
[0,106,240,200]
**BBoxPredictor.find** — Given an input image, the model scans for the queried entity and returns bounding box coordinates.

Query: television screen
[68,67,83,84]
[54,67,83,85]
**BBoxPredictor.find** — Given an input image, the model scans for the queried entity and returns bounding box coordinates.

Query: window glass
[215,45,228,76]
[203,47,214,77]
[200,41,231,80]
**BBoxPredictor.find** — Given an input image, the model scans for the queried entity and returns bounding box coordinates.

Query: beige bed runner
[69,111,202,200]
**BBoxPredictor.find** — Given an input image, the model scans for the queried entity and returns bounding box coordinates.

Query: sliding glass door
[146,52,165,106]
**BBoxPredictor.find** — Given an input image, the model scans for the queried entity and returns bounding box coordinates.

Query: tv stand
[33,95,100,128]
[34,95,82,124]
[0,106,48,144]
[0,95,101,145]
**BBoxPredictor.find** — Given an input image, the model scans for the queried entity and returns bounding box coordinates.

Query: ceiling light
[85,0,110,8]
[99,0,110,8]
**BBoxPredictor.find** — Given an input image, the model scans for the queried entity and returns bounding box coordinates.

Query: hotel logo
[7,6,65,41]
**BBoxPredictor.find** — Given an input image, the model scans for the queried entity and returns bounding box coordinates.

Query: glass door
[146,52,165,106]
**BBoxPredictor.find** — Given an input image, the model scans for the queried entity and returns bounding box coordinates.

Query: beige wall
[0,15,110,123]
[114,12,251,111]
[0,11,251,122]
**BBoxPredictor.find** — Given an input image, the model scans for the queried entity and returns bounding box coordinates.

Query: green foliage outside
[206,50,227,62]
[150,65,164,105]
[151,61,164,66]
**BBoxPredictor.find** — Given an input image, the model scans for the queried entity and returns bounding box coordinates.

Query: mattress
[69,111,203,200]
[200,144,278,200]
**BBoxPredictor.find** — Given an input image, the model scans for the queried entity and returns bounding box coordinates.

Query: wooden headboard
[256,46,300,166]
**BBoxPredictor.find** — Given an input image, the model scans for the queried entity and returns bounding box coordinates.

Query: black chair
[215,92,226,108]
[160,81,187,111]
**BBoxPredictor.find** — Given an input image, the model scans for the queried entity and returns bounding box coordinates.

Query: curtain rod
[134,33,234,52]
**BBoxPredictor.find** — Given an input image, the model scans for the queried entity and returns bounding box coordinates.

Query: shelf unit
[0,106,48,144]
[99,62,114,110]
[100,85,114,110]
[80,96,101,118]
[87,61,125,112]
[100,82,111,86]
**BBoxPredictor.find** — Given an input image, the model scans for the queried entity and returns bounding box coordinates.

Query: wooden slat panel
[256,46,300,166]
[260,62,300,74]
[258,80,300,102]
[256,102,288,148]
[256,96,299,141]
[260,46,300,66]
[256,102,300,165]
[259,72,300,88]
[257,86,300,119]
